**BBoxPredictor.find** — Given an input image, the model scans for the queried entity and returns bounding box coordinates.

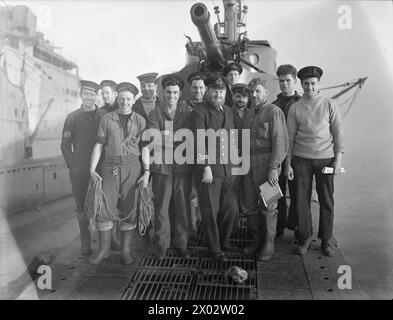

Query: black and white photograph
[0,0,392,303]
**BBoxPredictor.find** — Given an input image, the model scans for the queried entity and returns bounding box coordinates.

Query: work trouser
[69,165,90,221]
[292,156,335,241]
[277,165,297,231]
[152,171,192,252]
[241,153,279,241]
[195,171,239,254]
[97,156,141,232]
[189,174,200,232]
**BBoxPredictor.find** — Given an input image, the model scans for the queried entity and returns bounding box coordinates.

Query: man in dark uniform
[231,83,252,221]
[145,74,193,260]
[186,72,207,109]
[189,74,240,262]
[89,82,149,265]
[241,78,288,261]
[185,72,207,236]
[231,83,251,134]
[99,80,118,113]
[133,72,161,122]
[223,61,243,107]
[272,65,302,238]
[61,80,101,256]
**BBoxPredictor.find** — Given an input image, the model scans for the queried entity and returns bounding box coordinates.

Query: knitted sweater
[287,92,344,159]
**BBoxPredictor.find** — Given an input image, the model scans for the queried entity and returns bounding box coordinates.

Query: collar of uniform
[160,102,187,120]
[302,91,322,101]
[111,109,136,122]
[254,101,267,113]
[276,91,301,102]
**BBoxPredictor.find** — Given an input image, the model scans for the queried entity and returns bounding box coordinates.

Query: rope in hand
[138,180,154,236]
[84,175,154,235]
[84,176,119,231]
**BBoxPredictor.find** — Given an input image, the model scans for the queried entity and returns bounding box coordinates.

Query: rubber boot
[78,220,92,256]
[120,230,134,265]
[89,229,111,264]
[111,221,121,252]
[257,212,277,262]
[244,214,263,255]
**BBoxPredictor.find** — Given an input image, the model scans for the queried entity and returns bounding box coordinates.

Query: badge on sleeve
[63,131,72,138]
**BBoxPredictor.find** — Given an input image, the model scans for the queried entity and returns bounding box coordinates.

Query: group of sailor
[61,62,344,265]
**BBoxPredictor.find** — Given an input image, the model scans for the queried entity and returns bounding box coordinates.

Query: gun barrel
[190,2,224,68]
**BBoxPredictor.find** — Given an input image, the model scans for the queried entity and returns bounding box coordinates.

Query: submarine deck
[0,196,367,300]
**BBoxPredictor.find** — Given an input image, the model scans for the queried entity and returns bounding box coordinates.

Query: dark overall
[188,101,240,255]
[146,103,193,253]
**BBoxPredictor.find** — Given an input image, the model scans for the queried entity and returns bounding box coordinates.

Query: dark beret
[187,72,208,85]
[223,62,243,76]
[137,72,158,83]
[99,80,117,90]
[297,66,323,80]
[204,74,228,89]
[161,74,185,90]
[116,82,139,95]
[232,83,250,96]
[80,80,99,93]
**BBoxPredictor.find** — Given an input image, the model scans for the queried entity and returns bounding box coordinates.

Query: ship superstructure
[0,5,79,214]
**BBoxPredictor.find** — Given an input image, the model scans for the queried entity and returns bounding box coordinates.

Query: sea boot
[89,229,111,264]
[244,214,263,255]
[120,230,134,265]
[321,240,334,257]
[257,211,277,262]
[295,237,313,256]
[78,220,92,256]
[111,221,121,251]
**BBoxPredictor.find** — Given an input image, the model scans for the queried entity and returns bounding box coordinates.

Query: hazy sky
[8,1,393,86]
[4,0,393,299]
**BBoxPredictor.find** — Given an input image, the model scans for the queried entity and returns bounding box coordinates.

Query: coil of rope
[84,175,154,235]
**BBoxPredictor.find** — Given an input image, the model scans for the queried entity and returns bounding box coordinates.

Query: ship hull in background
[0,5,79,215]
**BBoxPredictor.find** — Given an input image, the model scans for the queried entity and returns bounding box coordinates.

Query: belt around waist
[104,155,139,166]
[250,146,272,155]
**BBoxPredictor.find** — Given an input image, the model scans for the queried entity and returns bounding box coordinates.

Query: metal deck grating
[122,269,195,300]
[192,270,258,300]
[139,248,200,269]
[199,252,255,271]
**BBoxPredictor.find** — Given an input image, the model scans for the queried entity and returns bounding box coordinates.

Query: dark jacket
[272,91,301,119]
[188,101,239,178]
[232,105,254,156]
[241,103,288,170]
[61,105,102,170]
[147,102,193,175]
[132,97,162,122]
[100,102,118,114]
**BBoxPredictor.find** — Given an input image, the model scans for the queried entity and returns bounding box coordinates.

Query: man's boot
[321,239,334,257]
[257,212,277,262]
[295,236,313,256]
[89,229,111,264]
[111,221,121,251]
[78,220,92,256]
[121,230,134,265]
[244,214,263,255]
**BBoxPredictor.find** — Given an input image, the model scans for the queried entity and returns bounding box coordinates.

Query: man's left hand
[138,171,150,188]
[333,159,343,175]
[268,168,279,186]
